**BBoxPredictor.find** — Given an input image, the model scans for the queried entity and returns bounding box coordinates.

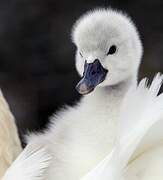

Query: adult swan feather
[2,144,51,180]
[81,73,163,180]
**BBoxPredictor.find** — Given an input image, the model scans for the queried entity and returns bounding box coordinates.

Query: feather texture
[80,73,163,180]
[2,144,51,180]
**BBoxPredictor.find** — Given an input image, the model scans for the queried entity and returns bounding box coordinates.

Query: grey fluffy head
[72,8,143,87]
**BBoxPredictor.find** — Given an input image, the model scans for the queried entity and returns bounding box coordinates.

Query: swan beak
[76,59,108,95]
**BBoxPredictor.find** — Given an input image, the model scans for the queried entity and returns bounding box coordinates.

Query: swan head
[72,8,143,95]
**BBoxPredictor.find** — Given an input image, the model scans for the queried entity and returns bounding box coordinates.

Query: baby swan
[27,8,143,180]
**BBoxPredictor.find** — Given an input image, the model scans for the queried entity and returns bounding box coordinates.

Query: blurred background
[0,0,162,143]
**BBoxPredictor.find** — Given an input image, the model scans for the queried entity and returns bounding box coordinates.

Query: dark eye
[107,45,117,55]
[79,52,83,57]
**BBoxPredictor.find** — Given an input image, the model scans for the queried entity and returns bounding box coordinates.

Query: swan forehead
[76,25,120,52]
[72,9,137,52]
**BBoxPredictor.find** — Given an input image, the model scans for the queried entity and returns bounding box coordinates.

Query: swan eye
[79,52,83,57]
[107,45,117,55]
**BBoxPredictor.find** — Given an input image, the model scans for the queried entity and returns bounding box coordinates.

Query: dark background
[0,0,162,142]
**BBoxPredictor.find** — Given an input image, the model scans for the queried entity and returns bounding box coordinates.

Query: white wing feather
[80,73,163,180]
[2,143,51,180]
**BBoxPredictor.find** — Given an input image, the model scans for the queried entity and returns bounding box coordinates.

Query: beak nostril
[91,70,96,75]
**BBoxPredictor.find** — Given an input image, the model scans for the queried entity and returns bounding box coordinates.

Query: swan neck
[83,75,137,104]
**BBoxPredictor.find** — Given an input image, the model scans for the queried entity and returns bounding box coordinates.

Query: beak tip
[76,82,94,95]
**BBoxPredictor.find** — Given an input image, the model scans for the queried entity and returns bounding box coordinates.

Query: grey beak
[76,59,108,95]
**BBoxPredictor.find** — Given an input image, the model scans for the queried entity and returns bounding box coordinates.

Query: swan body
[3,8,163,180]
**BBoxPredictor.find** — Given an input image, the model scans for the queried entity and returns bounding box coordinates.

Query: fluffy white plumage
[2,144,51,180]
[25,9,163,180]
[80,73,163,180]
[4,8,163,180]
